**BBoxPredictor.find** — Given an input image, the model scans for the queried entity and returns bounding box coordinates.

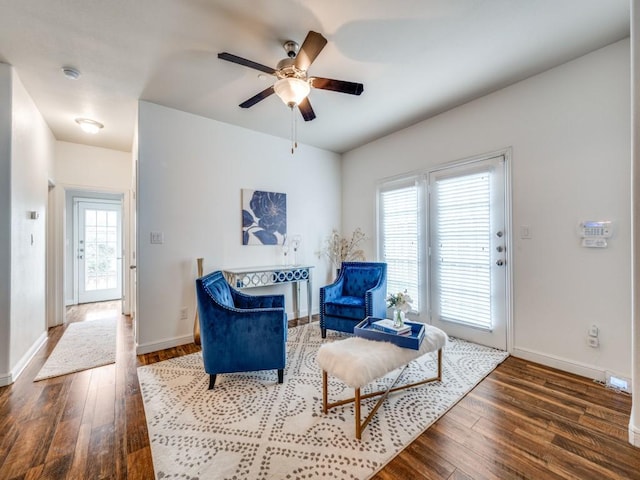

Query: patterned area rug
[34,318,117,381]
[138,323,508,479]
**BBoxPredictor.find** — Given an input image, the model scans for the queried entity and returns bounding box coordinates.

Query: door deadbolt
[496,246,504,253]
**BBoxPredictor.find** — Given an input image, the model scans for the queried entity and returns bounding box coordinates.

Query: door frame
[48,186,132,326]
[427,148,513,352]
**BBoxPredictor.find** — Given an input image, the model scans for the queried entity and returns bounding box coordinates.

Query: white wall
[0,64,12,382]
[55,141,132,189]
[342,40,631,380]
[136,101,341,353]
[53,141,132,313]
[0,66,56,385]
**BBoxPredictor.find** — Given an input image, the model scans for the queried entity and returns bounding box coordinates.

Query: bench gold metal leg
[322,348,444,439]
[322,370,328,414]
[355,388,361,439]
[358,364,408,438]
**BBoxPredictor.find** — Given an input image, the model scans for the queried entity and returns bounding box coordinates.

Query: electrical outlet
[588,337,599,348]
[180,307,188,320]
[588,324,599,337]
[605,371,631,393]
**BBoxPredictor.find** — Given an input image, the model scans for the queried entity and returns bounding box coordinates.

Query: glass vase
[393,308,405,328]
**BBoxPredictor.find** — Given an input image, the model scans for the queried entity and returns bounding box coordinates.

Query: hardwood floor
[1,306,638,479]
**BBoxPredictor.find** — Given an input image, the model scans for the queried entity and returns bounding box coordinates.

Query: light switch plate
[150,232,164,244]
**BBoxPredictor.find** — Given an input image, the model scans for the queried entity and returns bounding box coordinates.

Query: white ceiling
[0,0,630,154]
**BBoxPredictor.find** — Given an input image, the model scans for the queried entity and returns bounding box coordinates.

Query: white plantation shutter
[434,171,492,329]
[379,179,421,311]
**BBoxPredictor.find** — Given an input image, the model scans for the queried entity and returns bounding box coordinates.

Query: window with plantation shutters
[433,171,492,329]
[376,151,508,351]
[379,179,421,312]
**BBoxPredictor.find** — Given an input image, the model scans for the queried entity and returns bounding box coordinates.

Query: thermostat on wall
[579,220,612,238]
[579,221,612,248]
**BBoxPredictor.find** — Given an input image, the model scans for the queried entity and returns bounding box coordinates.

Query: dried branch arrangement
[322,227,367,268]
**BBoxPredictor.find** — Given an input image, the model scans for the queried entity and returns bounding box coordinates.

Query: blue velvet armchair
[319,262,387,338]
[195,271,287,389]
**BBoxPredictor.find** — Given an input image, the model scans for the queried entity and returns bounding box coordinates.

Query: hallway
[0,303,198,479]
[65,300,122,324]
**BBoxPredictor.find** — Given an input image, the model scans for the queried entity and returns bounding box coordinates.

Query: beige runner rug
[34,318,117,381]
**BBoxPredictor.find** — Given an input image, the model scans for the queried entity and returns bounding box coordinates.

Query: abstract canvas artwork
[242,189,287,245]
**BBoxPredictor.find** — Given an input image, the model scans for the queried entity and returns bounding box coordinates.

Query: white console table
[222,265,314,323]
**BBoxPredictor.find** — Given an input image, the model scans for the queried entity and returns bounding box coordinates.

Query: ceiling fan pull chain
[294,107,298,151]
[290,105,295,154]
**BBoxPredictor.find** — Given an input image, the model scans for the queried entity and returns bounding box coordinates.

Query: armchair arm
[319,276,344,303]
[231,288,285,309]
[365,275,387,319]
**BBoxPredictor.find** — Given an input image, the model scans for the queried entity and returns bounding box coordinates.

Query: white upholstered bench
[317,324,448,439]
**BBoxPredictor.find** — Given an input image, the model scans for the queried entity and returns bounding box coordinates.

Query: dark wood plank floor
[1,305,638,479]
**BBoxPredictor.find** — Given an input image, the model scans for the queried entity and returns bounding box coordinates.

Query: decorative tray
[354,317,426,350]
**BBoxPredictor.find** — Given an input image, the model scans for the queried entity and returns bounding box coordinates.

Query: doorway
[428,152,511,350]
[65,191,124,307]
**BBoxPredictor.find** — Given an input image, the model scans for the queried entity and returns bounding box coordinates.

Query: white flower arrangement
[386,290,413,313]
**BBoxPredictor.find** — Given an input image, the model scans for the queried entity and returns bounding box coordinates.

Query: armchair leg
[208,374,217,390]
[277,369,284,384]
[321,327,327,339]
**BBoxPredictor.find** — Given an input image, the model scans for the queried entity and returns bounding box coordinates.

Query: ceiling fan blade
[298,97,316,121]
[310,77,364,96]
[239,86,275,108]
[294,31,327,71]
[218,52,276,75]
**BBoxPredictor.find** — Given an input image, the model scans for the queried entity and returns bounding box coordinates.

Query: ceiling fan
[218,31,364,121]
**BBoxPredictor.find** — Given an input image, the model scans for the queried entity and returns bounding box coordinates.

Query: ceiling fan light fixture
[273,77,310,108]
[75,117,104,134]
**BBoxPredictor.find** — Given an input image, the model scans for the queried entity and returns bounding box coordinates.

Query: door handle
[130,265,137,270]
[496,259,504,266]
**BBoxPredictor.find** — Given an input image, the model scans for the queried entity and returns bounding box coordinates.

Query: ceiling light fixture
[273,77,311,154]
[62,66,80,80]
[75,117,104,134]
[273,77,310,108]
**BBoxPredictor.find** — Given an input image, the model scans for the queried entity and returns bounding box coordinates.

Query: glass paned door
[429,154,508,350]
[77,201,122,303]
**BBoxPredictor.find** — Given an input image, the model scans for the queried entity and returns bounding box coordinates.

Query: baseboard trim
[136,334,194,355]
[0,372,12,387]
[0,331,48,386]
[511,346,606,381]
[630,424,640,447]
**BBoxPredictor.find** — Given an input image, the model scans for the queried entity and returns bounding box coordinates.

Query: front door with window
[428,154,509,350]
[77,201,123,304]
